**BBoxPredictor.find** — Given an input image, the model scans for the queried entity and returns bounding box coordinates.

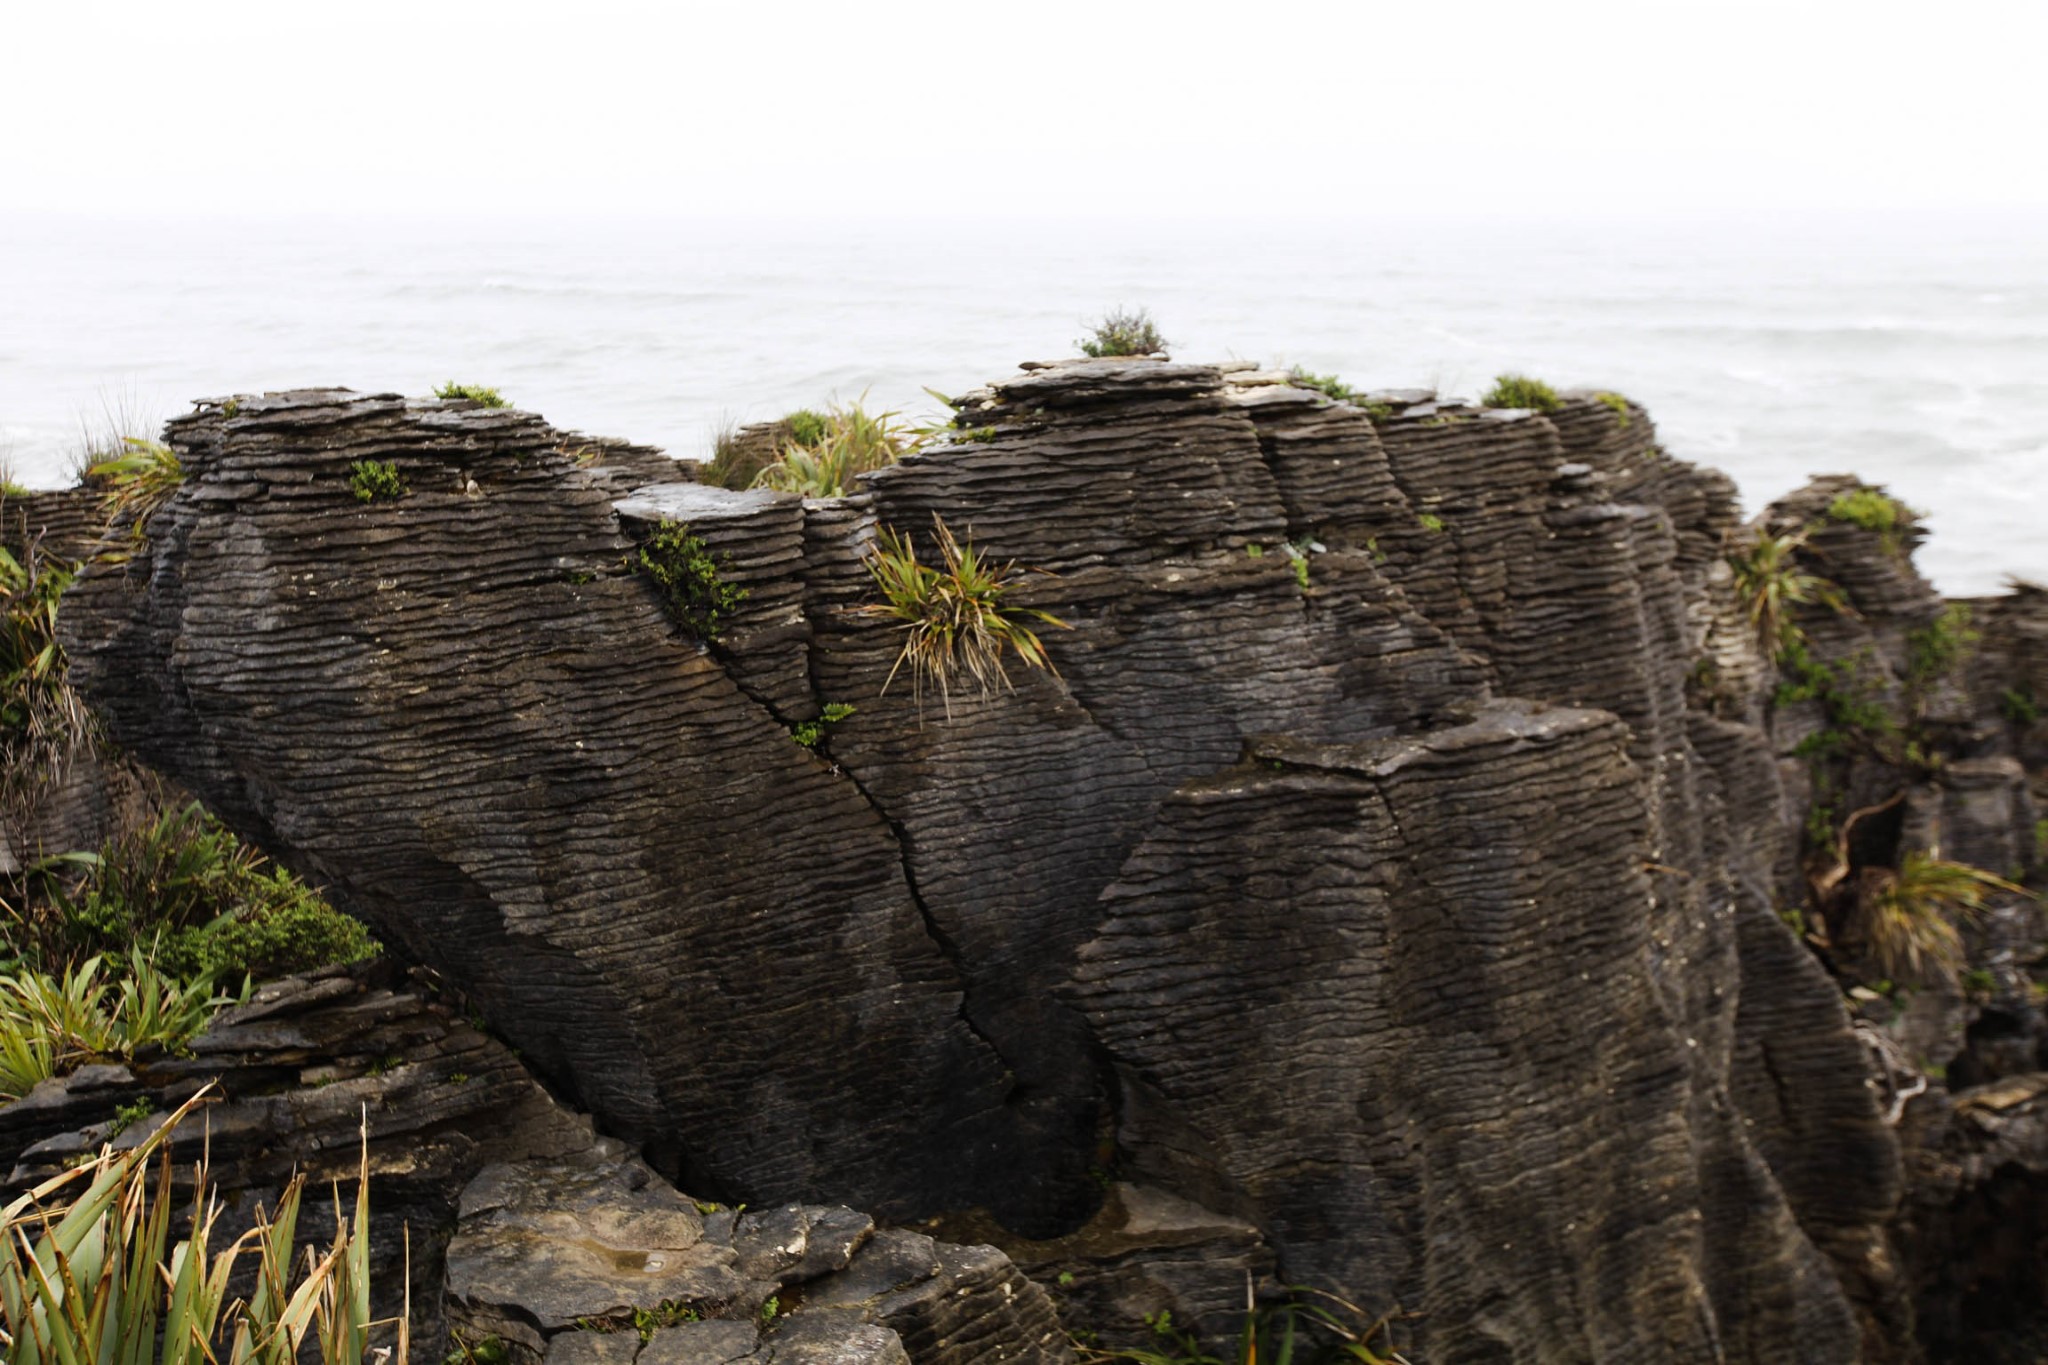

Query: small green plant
[1729,527,1848,654]
[1961,967,1997,999]
[633,521,747,639]
[1827,487,1912,534]
[1860,852,2032,981]
[0,537,90,812]
[863,515,1068,717]
[631,1301,700,1342]
[1288,367,1360,403]
[1057,1271,1077,1288]
[1594,391,1632,426]
[449,1071,470,1084]
[1904,603,1978,704]
[2000,687,2039,726]
[1417,513,1445,534]
[758,1296,781,1326]
[1481,374,1561,413]
[0,949,240,1100]
[791,702,856,749]
[752,398,924,498]
[1079,308,1166,359]
[1,1088,406,1365]
[1279,538,1320,590]
[106,1096,153,1138]
[86,436,184,532]
[221,397,241,419]
[349,459,408,504]
[445,1333,512,1365]
[435,382,509,408]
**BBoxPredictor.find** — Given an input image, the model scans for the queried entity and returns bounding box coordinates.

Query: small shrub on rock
[86,436,184,531]
[349,458,409,503]
[1079,308,1166,359]
[1481,374,1562,413]
[435,381,510,408]
[634,520,747,638]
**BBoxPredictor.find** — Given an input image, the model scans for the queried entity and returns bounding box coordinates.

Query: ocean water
[3,210,2043,595]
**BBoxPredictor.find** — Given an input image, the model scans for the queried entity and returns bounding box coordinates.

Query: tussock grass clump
[1079,308,1166,359]
[863,515,1067,717]
[0,950,237,1099]
[752,400,922,498]
[1728,526,1849,654]
[434,381,509,408]
[85,437,183,533]
[0,1089,408,1364]
[1859,852,2031,981]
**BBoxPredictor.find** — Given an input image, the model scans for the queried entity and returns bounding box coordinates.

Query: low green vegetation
[435,381,510,408]
[792,702,856,749]
[633,521,747,638]
[445,1333,512,1365]
[1288,368,1360,402]
[1417,513,1445,534]
[1594,391,1632,426]
[2002,687,2041,726]
[85,437,184,532]
[1904,603,1978,705]
[1481,373,1561,413]
[0,1089,404,1364]
[18,801,378,984]
[1073,1289,1414,1365]
[0,538,89,811]
[863,515,1067,716]
[751,399,925,498]
[1826,486,1920,557]
[1079,308,1166,359]
[349,458,408,504]
[0,950,238,1100]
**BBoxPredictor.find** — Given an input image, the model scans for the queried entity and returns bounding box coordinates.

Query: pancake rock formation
[45,357,2048,1363]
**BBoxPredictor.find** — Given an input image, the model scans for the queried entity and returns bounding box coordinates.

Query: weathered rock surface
[446,1145,1070,1365]
[51,360,2048,1361]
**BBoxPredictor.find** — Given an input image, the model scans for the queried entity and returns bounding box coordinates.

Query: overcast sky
[5,0,2044,222]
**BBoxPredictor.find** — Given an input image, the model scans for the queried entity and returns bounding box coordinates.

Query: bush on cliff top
[751,399,922,498]
[1480,374,1561,413]
[1079,308,1166,359]
[85,437,183,534]
[0,537,89,813]
[435,381,510,408]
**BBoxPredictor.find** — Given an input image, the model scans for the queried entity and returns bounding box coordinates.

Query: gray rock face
[446,1149,1068,1365]
[56,364,1955,1359]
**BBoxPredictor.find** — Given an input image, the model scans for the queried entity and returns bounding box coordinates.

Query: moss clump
[1904,603,1978,704]
[1418,512,1446,534]
[1827,487,1918,541]
[792,702,856,749]
[1481,374,1562,413]
[348,459,408,504]
[434,382,510,408]
[1595,391,1632,426]
[634,521,747,638]
[784,408,832,448]
[1078,308,1165,358]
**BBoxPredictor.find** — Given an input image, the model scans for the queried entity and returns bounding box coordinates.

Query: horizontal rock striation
[56,360,1988,1361]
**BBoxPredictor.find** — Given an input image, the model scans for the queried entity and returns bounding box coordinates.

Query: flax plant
[863,515,1066,718]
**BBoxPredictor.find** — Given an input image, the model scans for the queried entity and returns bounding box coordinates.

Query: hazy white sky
[4,0,2044,221]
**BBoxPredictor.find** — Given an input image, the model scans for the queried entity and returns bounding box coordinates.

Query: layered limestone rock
[57,361,1996,1361]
